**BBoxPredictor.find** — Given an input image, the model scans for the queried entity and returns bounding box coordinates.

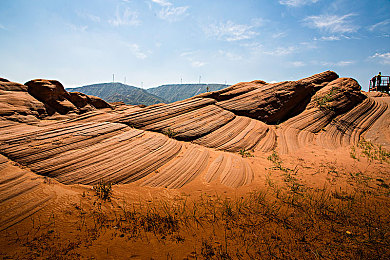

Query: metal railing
[369,75,390,92]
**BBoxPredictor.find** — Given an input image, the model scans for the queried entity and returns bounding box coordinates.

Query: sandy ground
[0,127,389,259]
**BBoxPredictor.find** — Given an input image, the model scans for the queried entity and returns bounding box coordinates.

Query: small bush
[238,148,254,158]
[350,146,358,160]
[314,87,340,110]
[163,128,177,138]
[93,180,113,201]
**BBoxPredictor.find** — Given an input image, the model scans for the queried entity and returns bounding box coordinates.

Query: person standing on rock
[371,75,377,90]
[377,72,382,91]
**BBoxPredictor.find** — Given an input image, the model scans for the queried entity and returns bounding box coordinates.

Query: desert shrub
[93,180,112,201]
[163,128,177,138]
[238,148,254,158]
[314,86,340,110]
[350,146,358,160]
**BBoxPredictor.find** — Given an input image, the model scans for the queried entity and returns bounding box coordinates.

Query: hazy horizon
[66,80,232,89]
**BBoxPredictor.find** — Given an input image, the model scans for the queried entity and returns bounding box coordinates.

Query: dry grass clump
[350,138,390,164]
[357,138,390,163]
[93,179,113,201]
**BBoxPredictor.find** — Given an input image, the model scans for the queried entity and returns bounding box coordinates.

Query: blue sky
[0,0,389,90]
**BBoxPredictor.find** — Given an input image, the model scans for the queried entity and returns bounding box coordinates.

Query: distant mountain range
[146,84,230,103]
[67,83,167,106]
[67,83,230,106]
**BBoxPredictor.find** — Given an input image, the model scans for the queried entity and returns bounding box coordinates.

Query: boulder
[307,77,366,113]
[25,79,78,115]
[0,78,47,121]
[88,95,112,109]
[216,71,339,124]
[68,92,96,113]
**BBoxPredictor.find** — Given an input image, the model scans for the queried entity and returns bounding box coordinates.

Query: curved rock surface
[0,71,388,191]
[215,71,339,124]
[1,71,389,236]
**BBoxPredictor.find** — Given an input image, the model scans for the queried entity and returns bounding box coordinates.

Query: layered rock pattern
[0,154,54,232]
[0,71,388,191]
[213,71,339,124]
[0,119,254,189]
[1,71,389,235]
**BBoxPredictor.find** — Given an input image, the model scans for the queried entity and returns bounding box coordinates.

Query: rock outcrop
[25,79,112,115]
[0,77,112,123]
[0,71,388,189]
[0,78,47,122]
[214,71,339,124]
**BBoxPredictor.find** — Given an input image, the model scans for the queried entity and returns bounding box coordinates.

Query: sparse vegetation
[163,128,177,138]
[357,138,390,163]
[314,86,340,110]
[93,179,113,201]
[350,146,358,160]
[3,141,390,259]
[238,148,254,158]
[267,150,290,172]
[7,179,390,259]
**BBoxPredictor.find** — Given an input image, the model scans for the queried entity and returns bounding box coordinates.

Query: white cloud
[317,35,340,41]
[67,23,88,32]
[0,24,6,30]
[290,61,306,67]
[264,46,296,56]
[206,21,258,41]
[314,34,355,41]
[180,51,206,67]
[370,52,390,64]
[240,42,264,56]
[180,51,193,57]
[369,19,390,32]
[77,11,101,22]
[86,14,101,23]
[299,41,318,49]
[158,6,189,22]
[151,0,172,6]
[127,43,150,59]
[279,0,319,7]
[368,19,390,31]
[320,60,355,67]
[109,7,140,26]
[304,13,358,34]
[272,32,287,39]
[251,18,265,27]
[191,61,206,67]
[218,50,243,61]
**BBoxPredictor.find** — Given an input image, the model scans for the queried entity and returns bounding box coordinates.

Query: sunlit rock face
[0,71,387,189]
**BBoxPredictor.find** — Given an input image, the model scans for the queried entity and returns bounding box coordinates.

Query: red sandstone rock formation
[0,78,47,122]
[25,79,112,115]
[0,71,388,190]
[0,77,112,123]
